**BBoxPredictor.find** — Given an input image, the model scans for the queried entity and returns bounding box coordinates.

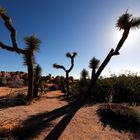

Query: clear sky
[0,0,140,78]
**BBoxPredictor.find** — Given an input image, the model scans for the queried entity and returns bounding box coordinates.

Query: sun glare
[114,29,140,50]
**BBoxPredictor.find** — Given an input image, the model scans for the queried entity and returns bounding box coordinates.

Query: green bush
[92,73,140,104]
[67,72,140,104]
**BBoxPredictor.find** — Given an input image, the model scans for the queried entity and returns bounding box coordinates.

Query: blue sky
[0,0,140,78]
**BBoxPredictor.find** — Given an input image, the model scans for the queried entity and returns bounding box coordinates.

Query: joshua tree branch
[67,53,77,73]
[95,48,114,79]
[53,64,67,72]
[59,65,67,72]
[0,13,18,49]
[67,57,74,73]
[0,41,25,54]
[114,29,130,54]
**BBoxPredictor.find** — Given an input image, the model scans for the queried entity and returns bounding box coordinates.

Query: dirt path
[0,87,139,140]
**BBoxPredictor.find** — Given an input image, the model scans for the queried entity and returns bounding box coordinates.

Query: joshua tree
[23,35,41,101]
[53,52,77,97]
[85,11,140,100]
[0,7,41,102]
[80,69,89,87]
[89,57,100,80]
[33,64,42,98]
[85,57,100,98]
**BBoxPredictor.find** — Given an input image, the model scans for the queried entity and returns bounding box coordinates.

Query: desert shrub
[70,79,90,100]
[16,92,26,100]
[0,92,26,109]
[0,77,7,86]
[98,103,140,126]
[93,78,113,102]
[89,73,140,104]
[48,84,59,91]
[112,74,140,104]
[69,72,140,104]
[0,77,26,88]
[51,76,66,91]
[7,80,24,88]
[7,92,26,105]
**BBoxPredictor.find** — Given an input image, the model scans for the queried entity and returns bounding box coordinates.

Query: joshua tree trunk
[26,57,34,102]
[66,71,70,97]
[91,69,95,80]
[33,83,39,98]
[33,75,39,98]
[33,65,42,98]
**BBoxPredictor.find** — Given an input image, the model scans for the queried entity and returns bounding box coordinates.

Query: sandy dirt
[0,87,139,140]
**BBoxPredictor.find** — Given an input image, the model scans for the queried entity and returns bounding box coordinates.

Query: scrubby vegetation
[0,71,28,88]
[71,72,140,104]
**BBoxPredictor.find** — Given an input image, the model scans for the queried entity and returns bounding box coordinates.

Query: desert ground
[0,87,140,140]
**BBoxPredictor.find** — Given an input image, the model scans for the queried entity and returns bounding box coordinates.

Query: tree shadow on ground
[9,100,82,140]
[46,94,76,103]
[97,106,140,140]
[46,95,64,99]
[45,101,81,140]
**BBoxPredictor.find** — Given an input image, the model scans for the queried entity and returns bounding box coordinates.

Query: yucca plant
[53,52,77,97]
[23,35,41,101]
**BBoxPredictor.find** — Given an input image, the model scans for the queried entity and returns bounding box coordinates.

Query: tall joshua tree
[33,64,42,98]
[86,57,100,98]
[23,35,41,101]
[53,52,77,97]
[0,7,41,102]
[85,11,140,100]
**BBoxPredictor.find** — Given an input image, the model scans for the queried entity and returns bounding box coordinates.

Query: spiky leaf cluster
[116,11,140,30]
[24,35,41,52]
[73,52,77,58]
[130,17,140,29]
[66,52,71,58]
[66,52,77,58]
[89,57,100,70]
